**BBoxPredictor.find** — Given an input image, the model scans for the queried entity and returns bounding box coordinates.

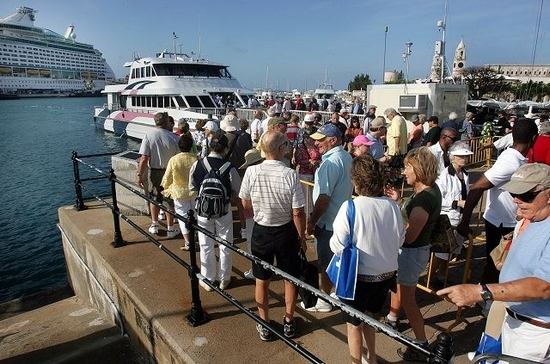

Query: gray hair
[384,107,398,116]
[540,121,550,135]
[448,111,458,120]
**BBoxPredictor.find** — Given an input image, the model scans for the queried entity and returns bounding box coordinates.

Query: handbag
[298,248,319,309]
[490,232,513,271]
[326,199,359,300]
[430,214,459,253]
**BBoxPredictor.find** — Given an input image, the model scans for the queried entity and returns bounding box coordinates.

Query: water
[0,97,141,303]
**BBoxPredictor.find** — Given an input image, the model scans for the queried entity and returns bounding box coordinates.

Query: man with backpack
[189,134,241,292]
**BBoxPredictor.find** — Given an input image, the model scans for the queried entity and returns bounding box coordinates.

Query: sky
[1,0,549,91]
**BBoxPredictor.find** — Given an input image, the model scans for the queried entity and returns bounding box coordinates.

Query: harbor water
[0,97,141,303]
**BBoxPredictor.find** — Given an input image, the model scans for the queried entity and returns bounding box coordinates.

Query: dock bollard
[185,210,210,326]
[429,332,454,363]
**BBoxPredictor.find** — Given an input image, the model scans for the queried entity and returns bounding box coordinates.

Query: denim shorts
[314,225,334,268]
[397,245,431,286]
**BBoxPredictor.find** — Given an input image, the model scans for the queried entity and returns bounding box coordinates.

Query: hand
[384,184,400,202]
[437,284,482,307]
[137,174,144,188]
[306,221,315,236]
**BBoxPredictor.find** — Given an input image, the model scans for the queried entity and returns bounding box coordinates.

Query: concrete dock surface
[0,196,491,364]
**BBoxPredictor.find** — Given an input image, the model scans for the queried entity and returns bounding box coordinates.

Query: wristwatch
[480,283,493,301]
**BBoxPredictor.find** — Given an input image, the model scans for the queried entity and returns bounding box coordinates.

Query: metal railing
[71,151,455,364]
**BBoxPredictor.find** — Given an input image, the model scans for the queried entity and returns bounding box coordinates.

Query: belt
[506,307,550,329]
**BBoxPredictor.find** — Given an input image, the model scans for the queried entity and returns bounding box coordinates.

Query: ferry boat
[0,7,115,95]
[94,50,255,140]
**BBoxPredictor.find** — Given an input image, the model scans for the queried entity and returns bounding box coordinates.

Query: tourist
[383,147,441,362]
[431,141,473,285]
[200,120,220,159]
[344,116,363,151]
[293,129,321,216]
[189,134,241,292]
[351,135,375,158]
[304,124,353,313]
[331,155,405,364]
[137,112,180,238]
[192,119,207,156]
[528,120,550,164]
[239,131,306,341]
[161,134,198,250]
[286,113,301,146]
[384,107,407,160]
[250,110,265,146]
[366,116,391,163]
[457,119,539,284]
[407,114,425,151]
[423,116,441,147]
[363,105,377,134]
[439,163,550,363]
[442,112,459,131]
[459,112,475,140]
[329,111,348,143]
[429,127,459,174]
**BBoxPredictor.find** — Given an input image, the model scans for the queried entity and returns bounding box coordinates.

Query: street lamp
[402,42,413,92]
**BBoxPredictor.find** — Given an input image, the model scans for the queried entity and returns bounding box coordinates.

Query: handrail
[71,150,455,364]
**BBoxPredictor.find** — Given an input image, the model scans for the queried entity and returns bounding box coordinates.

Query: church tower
[452,39,466,81]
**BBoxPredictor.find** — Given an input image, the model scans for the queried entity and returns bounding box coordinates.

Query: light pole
[402,41,413,93]
[383,26,388,84]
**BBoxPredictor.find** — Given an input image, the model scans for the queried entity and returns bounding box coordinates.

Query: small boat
[94,49,255,140]
[313,82,335,101]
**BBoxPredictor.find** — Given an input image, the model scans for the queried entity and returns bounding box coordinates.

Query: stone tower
[452,39,466,81]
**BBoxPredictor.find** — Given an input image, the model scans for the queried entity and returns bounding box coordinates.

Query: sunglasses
[509,188,547,202]
[443,134,459,142]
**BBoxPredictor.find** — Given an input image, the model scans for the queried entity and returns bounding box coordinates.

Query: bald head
[262,130,288,159]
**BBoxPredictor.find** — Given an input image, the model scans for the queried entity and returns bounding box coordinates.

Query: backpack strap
[218,161,232,176]
[202,157,212,173]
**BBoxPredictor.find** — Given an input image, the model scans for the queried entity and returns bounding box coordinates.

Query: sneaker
[240,228,247,240]
[256,323,272,341]
[397,345,428,362]
[380,315,399,330]
[244,269,255,280]
[166,226,181,239]
[301,299,332,313]
[158,211,166,220]
[283,317,297,338]
[180,241,190,251]
[199,280,212,292]
[148,223,159,235]
[329,292,340,300]
[219,277,231,290]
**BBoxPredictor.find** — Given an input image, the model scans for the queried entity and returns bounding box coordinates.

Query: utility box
[111,151,149,216]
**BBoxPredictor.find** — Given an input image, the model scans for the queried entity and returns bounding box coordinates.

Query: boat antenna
[172,32,178,59]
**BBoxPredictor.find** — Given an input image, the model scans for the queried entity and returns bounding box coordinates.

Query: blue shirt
[313,145,353,231]
[500,218,550,322]
[366,133,384,159]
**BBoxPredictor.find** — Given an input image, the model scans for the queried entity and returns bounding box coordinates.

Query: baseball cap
[303,113,315,123]
[204,120,219,132]
[370,118,387,129]
[310,124,342,140]
[411,114,419,123]
[268,116,288,128]
[501,163,550,194]
[427,116,439,124]
[352,135,375,147]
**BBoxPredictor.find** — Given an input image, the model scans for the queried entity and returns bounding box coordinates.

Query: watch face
[481,284,493,301]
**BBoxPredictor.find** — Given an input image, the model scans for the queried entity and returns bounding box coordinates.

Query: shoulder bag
[298,248,319,309]
[326,199,359,300]
[430,214,458,253]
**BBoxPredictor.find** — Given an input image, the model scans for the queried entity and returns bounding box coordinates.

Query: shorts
[251,221,301,280]
[314,225,334,268]
[397,245,431,286]
[341,277,395,326]
[149,169,173,206]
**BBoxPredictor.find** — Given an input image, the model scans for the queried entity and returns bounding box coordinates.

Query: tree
[463,66,511,99]
[348,73,372,91]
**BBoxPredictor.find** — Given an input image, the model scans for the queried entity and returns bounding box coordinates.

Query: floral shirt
[294,143,321,176]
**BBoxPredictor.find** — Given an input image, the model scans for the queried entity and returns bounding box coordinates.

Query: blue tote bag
[326,199,359,300]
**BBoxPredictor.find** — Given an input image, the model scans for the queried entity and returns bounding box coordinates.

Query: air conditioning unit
[398,94,428,112]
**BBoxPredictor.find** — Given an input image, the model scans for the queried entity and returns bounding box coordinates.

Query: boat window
[175,96,187,108]
[152,97,158,108]
[146,67,151,77]
[146,97,151,107]
[185,96,202,108]
[199,95,216,107]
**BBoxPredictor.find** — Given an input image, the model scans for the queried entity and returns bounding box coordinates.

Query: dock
[0,195,490,363]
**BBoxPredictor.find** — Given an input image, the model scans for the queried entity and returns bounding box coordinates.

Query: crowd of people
[135,105,550,363]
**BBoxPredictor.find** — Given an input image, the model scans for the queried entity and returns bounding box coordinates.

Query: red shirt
[528,135,550,164]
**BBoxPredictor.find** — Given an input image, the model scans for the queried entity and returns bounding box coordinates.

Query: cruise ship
[0,6,115,95]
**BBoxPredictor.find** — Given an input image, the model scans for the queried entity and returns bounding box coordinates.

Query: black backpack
[195,158,232,219]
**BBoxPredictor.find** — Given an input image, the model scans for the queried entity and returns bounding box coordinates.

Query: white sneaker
[219,277,231,290]
[148,223,159,235]
[158,211,166,220]
[199,280,212,292]
[180,241,190,250]
[166,226,180,239]
[301,299,332,313]
[244,269,255,279]
[330,292,340,300]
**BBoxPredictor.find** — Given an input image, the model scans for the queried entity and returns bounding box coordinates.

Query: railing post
[428,332,455,363]
[72,151,87,211]
[109,168,126,248]
[185,210,210,326]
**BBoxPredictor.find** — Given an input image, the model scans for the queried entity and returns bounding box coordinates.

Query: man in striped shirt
[239,130,307,341]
